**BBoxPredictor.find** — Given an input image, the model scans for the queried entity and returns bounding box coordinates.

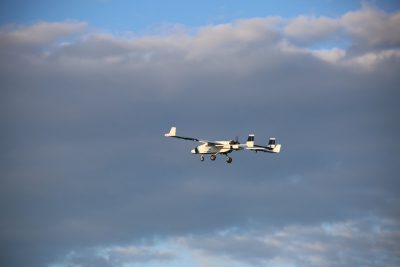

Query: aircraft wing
[174,136,199,141]
[165,127,225,146]
[199,140,224,146]
[165,127,199,141]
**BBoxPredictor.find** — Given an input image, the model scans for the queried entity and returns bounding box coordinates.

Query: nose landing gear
[200,155,204,161]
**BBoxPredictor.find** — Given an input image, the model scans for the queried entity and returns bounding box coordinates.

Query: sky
[1,0,399,32]
[0,1,400,267]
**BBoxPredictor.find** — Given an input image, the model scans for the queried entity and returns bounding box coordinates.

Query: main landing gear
[210,155,216,161]
[226,156,233,163]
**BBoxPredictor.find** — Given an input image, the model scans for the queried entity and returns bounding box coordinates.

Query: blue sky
[1,0,399,32]
[1,1,400,267]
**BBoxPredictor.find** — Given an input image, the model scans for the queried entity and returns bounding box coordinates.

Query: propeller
[233,136,240,144]
[229,136,240,145]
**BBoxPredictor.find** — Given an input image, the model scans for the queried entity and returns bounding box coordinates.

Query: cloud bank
[49,217,399,267]
[1,5,399,267]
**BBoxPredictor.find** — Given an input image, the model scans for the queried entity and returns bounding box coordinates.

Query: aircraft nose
[191,148,198,154]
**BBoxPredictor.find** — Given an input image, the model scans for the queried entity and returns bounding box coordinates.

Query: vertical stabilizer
[268,138,276,147]
[268,138,281,153]
[246,134,255,148]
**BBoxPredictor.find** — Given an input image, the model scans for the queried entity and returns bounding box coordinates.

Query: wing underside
[165,127,227,146]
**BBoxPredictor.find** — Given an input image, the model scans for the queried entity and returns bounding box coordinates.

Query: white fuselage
[191,141,241,155]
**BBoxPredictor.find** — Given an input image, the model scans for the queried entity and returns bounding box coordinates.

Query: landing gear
[199,154,232,163]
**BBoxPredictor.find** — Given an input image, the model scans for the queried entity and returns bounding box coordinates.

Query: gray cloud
[50,217,400,267]
[184,217,400,267]
[50,245,175,267]
[1,6,399,267]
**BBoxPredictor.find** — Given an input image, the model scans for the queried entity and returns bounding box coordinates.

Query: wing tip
[165,126,176,137]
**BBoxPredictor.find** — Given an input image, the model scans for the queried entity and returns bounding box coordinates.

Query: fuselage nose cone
[191,148,196,154]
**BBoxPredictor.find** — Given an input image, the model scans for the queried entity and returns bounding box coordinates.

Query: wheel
[200,155,205,161]
[210,155,216,161]
[226,156,233,163]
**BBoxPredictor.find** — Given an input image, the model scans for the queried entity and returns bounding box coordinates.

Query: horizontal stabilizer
[272,144,281,153]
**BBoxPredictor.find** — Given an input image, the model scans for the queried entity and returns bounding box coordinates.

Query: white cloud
[310,48,346,63]
[0,21,87,46]
[341,5,400,48]
[2,7,399,70]
[185,17,281,60]
[284,16,341,44]
[346,49,400,69]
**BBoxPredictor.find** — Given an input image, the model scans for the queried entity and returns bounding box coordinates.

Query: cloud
[309,48,346,63]
[3,7,398,70]
[183,217,400,267]
[107,245,175,263]
[186,17,281,59]
[282,4,400,52]
[0,21,87,46]
[0,5,399,267]
[51,217,400,267]
[341,4,400,49]
[3,6,397,71]
[346,49,400,69]
[50,245,175,267]
[284,15,341,45]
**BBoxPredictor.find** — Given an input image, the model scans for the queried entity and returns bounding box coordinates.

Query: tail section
[267,138,281,153]
[245,135,282,153]
[165,127,176,137]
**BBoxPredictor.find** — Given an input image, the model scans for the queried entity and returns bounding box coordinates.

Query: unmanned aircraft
[165,127,281,163]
